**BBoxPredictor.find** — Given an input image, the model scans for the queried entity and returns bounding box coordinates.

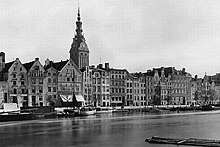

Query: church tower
[69,7,89,69]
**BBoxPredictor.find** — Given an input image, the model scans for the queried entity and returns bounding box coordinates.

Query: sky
[1,0,220,78]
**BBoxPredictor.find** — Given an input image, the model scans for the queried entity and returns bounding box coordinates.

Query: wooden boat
[95,107,113,114]
[146,136,220,146]
[77,107,96,116]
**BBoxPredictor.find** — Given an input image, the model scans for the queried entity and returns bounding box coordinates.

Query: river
[1,110,220,147]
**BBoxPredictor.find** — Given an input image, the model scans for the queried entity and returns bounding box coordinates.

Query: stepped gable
[23,61,35,71]
[51,60,68,71]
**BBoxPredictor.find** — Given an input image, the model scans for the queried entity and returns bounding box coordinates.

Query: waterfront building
[23,58,46,107]
[82,66,93,106]
[44,59,59,106]
[110,67,128,107]
[44,59,84,107]
[89,64,110,107]
[0,58,28,107]
[144,70,154,105]
[171,68,192,105]
[125,74,134,106]
[69,7,89,69]
[131,73,146,106]
[0,81,9,107]
[144,67,192,106]
[190,76,198,105]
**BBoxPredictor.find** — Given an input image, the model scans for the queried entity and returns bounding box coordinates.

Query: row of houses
[0,51,220,108]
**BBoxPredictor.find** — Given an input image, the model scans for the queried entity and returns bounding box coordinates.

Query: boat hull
[0,113,35,122]
[79,110,96,116]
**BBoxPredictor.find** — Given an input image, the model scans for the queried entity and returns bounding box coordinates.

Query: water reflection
[0,111,220,147]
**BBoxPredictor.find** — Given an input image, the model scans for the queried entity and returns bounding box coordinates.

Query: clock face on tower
[80,42,88,51]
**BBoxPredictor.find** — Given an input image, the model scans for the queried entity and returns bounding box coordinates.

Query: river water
[1,111,220,147]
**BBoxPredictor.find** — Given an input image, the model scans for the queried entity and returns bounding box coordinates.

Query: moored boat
[77,107,96,116]
[0,112,35,122]
[146,136,220,146]
[95,107,113,114]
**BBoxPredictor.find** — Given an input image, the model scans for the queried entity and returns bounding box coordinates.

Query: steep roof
[23,61,35,71]
[2,61,15,72]
[51,60,68,71]
[144,67,174,77]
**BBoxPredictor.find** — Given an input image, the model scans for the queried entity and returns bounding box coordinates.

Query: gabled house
[44,58,84,107]
[0,58,28,107]
[23,58,46,107]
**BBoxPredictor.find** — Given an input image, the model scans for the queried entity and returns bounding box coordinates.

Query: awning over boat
[75,95,85,102]
[60,95,85,102]
[60,95,73,102]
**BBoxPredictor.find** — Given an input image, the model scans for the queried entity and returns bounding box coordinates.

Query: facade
[44,59,84,107]
[82,66,93,105]
[69,8,89,69]
[125,74,134,106]
[144,71,154,105]
[110,68,128,107]
[171,71,192,105]
[0,81,8,107]
[24,58,46,107]
[144,67,192,106]
[91,65,110,107]
[0,58,28,107]
[131,73,146,106]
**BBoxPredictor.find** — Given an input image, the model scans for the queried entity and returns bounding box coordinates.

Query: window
[32,96,36,105]
[31,79,36,84]
[39,87,43,93]
[21,81,24,85]
[20,68,22,71]
[32,87,36,93]
[13,89,17,94]
[48,87,51,92]
[67,78,70,82]
[39,79,43,84]
[53,78,56,83]
[35,66,39,70]
[48,78,51,83]
[53,87,56,92]
[48,72,51,76]
[21,74,24,79]
[13,81,16,85]
[39,96,43,101]
[13,74,16,78]
[21,89,25,94]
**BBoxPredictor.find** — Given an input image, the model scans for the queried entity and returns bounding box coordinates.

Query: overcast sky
[1,0,220,77]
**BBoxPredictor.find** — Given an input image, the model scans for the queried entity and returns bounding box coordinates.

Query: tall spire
[77,7,81,21]
[75,6,83,41]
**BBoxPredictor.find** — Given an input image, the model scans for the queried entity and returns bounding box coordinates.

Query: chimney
[98,64,103,69]
[105,63,109,69]
[182,68,186,73]
[195,75,198,80]
[90,65,95,68]
[0,52,5,72]
[35,57,39,61]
